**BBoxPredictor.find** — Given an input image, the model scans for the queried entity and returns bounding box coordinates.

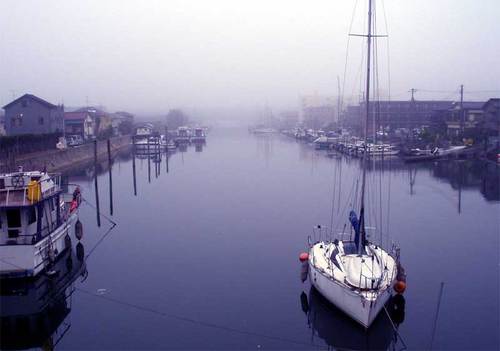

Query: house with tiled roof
[2,94,64,136]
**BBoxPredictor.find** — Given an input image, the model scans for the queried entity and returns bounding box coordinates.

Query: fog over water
[1,0,499,119]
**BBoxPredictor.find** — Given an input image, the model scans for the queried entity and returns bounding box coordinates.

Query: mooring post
[94,140,101,227]
[132,144,137,196]
[107,139,113,216]
[147,137,151,183]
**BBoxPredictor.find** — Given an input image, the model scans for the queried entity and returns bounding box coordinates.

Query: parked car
[67,134,84,147]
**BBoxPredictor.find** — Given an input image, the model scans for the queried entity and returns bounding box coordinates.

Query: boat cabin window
[342,242,358,255]
[27,207,36,225]
[0,179,4,190]
[6,209,21,228]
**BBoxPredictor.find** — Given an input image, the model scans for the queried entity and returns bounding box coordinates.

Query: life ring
[12,174,25,188]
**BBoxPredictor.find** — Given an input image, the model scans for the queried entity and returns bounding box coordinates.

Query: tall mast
[358,0,373,253]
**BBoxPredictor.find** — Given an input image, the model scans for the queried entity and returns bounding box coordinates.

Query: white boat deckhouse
[0,169,82,278]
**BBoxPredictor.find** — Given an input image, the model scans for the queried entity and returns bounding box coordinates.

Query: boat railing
[0,173,62,207]
[0,224,54,246]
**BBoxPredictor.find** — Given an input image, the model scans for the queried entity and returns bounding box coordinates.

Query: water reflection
[320,151,500,203]
[431,160,499,202]
[0,248,87,350]
[193,142,205,152]
[62,146,133,182]
[301,287,406,351]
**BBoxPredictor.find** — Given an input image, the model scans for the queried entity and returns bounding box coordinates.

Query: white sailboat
[305,0,406,328]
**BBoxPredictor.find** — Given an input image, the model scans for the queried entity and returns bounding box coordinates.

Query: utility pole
[460,84,464,135]
[409,88,417,131]
[409,88,417,102]
[337,76,341,125]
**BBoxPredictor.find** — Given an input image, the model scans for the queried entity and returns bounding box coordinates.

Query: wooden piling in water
[107,139,114,216]
[147,138,151,183]
[132,145,137,196]
[94,140,101,227]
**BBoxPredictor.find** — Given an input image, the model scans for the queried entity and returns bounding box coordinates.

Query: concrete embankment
[1,136,131,173]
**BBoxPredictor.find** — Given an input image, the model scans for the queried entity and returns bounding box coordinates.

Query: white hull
[366,150,399,157]
[134,142,162,150]
[309,262,392,327]
[0,214,78,278]
[252,128,276,134]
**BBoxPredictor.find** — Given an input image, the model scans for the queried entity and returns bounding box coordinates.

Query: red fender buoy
[299,252,309,262]
[394,280,406,294]
[70,200,78,213]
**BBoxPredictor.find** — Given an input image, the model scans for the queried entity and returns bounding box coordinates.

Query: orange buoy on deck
[394,280,406,294]
[299,252,309,262]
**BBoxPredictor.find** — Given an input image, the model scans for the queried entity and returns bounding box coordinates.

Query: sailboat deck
[309,241,395,301]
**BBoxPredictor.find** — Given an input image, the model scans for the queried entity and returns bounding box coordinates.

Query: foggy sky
[1,0,499,118]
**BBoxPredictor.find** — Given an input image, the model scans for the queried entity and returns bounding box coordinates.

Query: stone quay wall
[1,136,131,173]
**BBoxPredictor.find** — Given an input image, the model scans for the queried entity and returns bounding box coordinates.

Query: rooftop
[2,94,58,110]
[64,111,90,121]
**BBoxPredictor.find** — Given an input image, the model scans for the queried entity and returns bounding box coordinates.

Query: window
[0,179,4,190]
[11,116,22,127]
[27,207,37,224]
[39,116,44,125]
[6,209,21,228]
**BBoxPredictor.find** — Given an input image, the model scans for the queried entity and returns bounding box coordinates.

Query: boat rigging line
[340,0,360,122]
[75,287,327,349]
[430,282,445,350]
[81,197,117,260]
[383,305,408,350]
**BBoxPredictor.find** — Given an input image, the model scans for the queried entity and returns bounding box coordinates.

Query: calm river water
[8,128,500,350]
